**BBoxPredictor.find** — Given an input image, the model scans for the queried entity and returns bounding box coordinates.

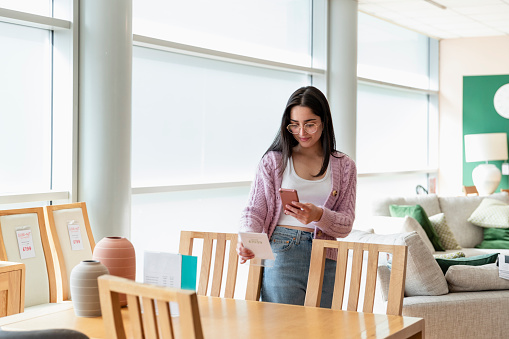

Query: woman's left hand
[284,201,323,225]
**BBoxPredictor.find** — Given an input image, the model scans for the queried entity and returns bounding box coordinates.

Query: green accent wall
[463,75,509,191]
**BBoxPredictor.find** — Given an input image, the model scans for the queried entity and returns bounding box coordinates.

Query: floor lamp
[464,133,508,196]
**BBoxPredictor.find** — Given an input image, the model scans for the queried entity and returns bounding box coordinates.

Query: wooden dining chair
[43,202,95,302]
[0,208,57,307]
[304,240,408,316]
[98,274,203,339]
[178,231,262,301]
[462,185,479,196]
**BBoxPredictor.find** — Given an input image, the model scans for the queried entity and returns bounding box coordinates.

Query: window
[0,1,73,205]
[132,47,308,187]
[131,0,324,286]
[133,0,312,66]
[356,13,439,216]
[356,12,438,175]
[0,22,52,194]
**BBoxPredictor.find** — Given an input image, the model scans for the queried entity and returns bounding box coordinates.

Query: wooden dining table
[0,296,424,338]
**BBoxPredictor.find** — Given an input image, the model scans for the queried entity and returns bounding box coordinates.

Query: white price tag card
[67,223,84,251]
[16,228,36,259]
[239,232,275,260]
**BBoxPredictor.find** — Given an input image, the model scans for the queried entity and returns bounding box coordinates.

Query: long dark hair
[265,86,337,177]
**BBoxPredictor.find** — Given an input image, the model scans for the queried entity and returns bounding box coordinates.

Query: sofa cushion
[438,193,509,248]
[445,263,509,292]
[402,291,509,339]
[428,213,461,250]
[371,194,441,217]
[468,198,509,228]
[389,204,445,251]
[435,252,499,274]
[476,228,509,249]
[343,230,448,296]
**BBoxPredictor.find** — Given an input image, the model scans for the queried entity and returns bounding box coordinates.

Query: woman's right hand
[236,241,255,264]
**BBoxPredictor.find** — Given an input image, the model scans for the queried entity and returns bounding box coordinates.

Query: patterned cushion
[468,198,509,228]
[434,251,465,259]
[446,263,509,292]
[429,213,462,250]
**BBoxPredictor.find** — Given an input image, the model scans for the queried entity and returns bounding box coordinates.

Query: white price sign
[16,228,36,259]
[67,223,84,251]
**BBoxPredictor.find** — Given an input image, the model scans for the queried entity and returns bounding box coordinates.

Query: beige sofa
[351,193,509,339]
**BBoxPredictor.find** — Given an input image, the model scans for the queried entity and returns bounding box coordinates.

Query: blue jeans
[261,226,336,308]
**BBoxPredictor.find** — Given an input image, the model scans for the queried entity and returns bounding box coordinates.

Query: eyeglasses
[286,123,321,134]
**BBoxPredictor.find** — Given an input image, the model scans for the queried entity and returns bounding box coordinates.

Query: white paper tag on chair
[67,222,84,251]
[16,227,36,259]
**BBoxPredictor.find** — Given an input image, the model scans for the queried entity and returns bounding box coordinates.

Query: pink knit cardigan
[240,151,357,260]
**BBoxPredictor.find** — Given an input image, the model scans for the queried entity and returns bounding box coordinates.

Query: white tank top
[277,157,332,229]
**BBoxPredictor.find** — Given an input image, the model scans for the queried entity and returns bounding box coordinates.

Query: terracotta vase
[92,236,136,306]
[70,260,109,317]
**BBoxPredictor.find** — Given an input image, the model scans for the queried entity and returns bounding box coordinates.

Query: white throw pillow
[342,230,448,296]
[368,215,435,254]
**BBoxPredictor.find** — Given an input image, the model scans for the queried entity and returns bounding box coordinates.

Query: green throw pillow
[435,253,499,274]
[468,198,509,228]
[389,204,445,251]
[476,228,509,249]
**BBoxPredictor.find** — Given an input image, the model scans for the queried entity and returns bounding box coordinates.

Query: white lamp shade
[464,133,508,162]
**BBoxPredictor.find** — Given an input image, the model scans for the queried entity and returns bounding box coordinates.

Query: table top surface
[1,297,423,339]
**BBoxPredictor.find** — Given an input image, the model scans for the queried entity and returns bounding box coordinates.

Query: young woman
[237,86,357,307]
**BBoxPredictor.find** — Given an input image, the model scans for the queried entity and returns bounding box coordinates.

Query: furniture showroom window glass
[0,1,73,207]
[357,12,438,175]
[0,21,52,194]
[131,0,319,288]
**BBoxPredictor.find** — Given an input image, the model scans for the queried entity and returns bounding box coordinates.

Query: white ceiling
[358,0,509,39]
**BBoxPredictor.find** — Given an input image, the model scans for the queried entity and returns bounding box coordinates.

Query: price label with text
[68,223,84,251]
[16,228,36,259]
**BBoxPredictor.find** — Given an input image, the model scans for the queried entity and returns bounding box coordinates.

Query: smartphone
[279,188,299,210]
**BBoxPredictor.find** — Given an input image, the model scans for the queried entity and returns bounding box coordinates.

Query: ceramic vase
[92,236,136,306]
[70,260,109,317]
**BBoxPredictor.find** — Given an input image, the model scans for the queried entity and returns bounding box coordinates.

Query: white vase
[472,163,502,195]
[70,260,109,317]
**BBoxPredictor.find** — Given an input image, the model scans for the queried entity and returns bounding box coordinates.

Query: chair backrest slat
[127,294,144,338]
[331,241,348,309]
[210,233,226,297]
[156,300,174,339]
[362,244,380,313]
[224,235,239,298]
[141,296,159,339]
[305,240,407,316]
[347,242,364,312]
[197,235,214,296]
[98,275,204,339]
